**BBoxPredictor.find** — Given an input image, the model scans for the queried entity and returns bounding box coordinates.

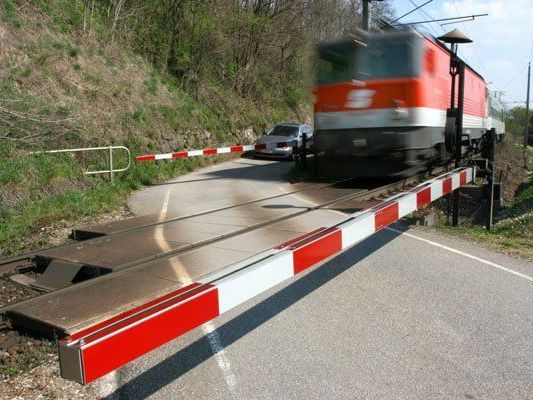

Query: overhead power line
[501,65,528,90]
[406,0,442,37]
[394,13,488,26]
[391,0,433,24]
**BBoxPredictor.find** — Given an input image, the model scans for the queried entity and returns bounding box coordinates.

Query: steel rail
[0,176,357,273]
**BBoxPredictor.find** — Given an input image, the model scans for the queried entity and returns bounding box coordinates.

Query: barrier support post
[108,146,114,184]
[452,59,465,226]
[486,128,496,230]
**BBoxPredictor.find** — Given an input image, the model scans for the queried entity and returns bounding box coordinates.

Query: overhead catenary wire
[391,0,434,24]
[451,2,491,86]
[405,0,442,37]
[500,65,528,90]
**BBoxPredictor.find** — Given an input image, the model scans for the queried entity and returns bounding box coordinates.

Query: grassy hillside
[0,1,311,255]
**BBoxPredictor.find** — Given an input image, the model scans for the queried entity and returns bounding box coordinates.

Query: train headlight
[391,99,408,120]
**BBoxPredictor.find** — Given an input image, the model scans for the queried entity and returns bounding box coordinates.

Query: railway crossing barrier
[135,140,298,162]
[58,166,475,384]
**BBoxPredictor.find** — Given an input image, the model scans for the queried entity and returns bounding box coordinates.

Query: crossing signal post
[483,129,497,230]
[437,29,473,226]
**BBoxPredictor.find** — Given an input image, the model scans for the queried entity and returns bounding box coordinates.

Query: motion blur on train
[313,29,505,178]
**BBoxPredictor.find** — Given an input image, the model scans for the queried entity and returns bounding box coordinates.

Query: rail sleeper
[59,167,474,384]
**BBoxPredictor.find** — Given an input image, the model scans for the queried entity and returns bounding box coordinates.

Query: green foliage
[506,107,533,145]
[0,142,216,255]
[68,47,80,57]
[1,0,21,28]
[439,177,533,258]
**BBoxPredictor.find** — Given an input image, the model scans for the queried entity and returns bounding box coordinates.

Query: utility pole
[362,0,384,31]
[362,0,371,31]
[525,62,531,147]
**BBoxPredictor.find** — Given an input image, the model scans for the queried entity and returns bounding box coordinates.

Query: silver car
[254,123,314,159]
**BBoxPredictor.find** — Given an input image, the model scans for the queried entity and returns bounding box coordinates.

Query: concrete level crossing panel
[39,232,189,270]
[7,268,187,335]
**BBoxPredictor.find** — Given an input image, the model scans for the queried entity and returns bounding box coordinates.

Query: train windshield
[318,40,360,85]
[318,35,421,84]
[359,36,420,79]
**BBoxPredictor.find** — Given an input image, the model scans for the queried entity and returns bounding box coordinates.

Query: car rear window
[267,125,300,137]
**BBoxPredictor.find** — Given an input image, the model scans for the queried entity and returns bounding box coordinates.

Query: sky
[391,0,533,106]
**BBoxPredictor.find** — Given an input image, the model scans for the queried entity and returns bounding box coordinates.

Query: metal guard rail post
[31,146,131,183]
[57,166,475,384]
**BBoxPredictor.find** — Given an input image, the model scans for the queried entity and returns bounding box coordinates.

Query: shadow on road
[151,157,291,187]
[104,225,407,400]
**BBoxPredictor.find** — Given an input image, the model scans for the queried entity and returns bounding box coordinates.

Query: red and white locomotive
[313,29,504,177]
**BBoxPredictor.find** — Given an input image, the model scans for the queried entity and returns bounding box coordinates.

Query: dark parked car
[254,123,313,159]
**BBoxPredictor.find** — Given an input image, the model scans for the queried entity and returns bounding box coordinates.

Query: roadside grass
[439,181,532,258]
[0,146,220,256]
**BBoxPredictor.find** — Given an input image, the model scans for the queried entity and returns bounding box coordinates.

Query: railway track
[0,164,455,337]
[0,178,348,276]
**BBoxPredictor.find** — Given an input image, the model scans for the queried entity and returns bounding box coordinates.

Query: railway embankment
[0,1,310,257]
[413,143,532,261]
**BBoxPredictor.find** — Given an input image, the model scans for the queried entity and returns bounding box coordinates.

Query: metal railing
[31,146,131,183]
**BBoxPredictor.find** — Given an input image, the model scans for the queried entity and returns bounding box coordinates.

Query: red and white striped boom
[136,141,297,163]
[59,167,475,384]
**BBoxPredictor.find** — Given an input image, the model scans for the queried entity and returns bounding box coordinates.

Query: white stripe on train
[315,107,485,130]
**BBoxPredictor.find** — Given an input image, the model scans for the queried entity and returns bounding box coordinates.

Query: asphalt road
[100,156,533,400]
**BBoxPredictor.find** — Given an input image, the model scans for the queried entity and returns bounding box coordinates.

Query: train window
[359,36,421,79]
[317,34,422,83]
[318,41,360,84]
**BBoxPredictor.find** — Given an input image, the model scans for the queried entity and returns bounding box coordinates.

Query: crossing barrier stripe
[135,141,297,163]
[58,167,474,384]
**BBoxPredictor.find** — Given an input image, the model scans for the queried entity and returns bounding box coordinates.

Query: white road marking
[154,190,238,396]
[160,189,171,216]
[387,227,533,283]
[97,370,118,398]
[201,323,238,397]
